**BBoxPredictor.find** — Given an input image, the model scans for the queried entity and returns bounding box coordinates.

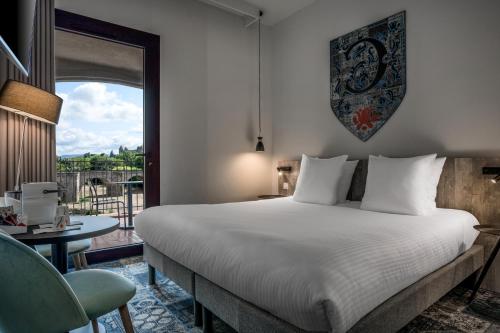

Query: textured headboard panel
[278,157,500,225]
[278,157,500,291]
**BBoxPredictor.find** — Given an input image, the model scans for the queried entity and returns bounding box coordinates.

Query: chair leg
[119,304,135,333]
[79,252,89,269]
[117,202,121,227]
[117,202,125,228]
[120,202,127,228]
[72,254,82,270]
[91,319,99,333]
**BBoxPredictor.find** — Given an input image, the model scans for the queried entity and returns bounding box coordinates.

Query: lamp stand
[14,116,28,191]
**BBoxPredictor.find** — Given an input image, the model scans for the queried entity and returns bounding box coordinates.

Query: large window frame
[55,9,160,263]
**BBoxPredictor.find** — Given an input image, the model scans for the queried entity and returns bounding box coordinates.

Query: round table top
[473,224,500,236]
[13,216,119,245]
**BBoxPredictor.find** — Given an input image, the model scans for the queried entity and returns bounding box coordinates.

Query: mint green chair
[0,232,136,333]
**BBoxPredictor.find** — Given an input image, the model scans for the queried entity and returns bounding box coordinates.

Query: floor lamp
[0,80,62,191]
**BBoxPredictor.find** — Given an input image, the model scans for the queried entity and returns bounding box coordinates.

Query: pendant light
[255,11,265,152]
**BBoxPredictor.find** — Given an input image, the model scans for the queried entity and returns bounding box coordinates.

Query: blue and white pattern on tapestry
[330,11,406,141]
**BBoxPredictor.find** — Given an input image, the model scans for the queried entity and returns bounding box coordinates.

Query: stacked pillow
[360,155,446,215]
[293,154,347,205]
[292,153,445,216]
[292,154,357,205]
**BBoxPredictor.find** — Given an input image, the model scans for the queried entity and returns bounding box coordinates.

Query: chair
[36,239,91,270]
[0,232,136,333]
[87,179,127,228]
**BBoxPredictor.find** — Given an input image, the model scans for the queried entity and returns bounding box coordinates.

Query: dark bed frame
[144,157,500,332]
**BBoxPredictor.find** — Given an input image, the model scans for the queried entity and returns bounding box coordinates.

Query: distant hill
[58,154,84,158]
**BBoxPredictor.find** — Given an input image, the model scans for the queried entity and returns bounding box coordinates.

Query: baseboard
[85,243,143,265]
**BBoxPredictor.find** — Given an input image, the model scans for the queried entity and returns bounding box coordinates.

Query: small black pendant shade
[256,136,265,152]
[255,11,264,152]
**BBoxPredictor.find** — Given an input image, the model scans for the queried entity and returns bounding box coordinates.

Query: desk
[113,180,143,229]
[14,216,119,274]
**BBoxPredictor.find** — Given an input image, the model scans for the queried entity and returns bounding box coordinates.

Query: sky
[56,82,144,156]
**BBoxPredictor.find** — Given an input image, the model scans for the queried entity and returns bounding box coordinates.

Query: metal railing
[56,157,144,221]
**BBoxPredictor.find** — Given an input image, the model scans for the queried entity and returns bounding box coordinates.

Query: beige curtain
[0,0,56,194]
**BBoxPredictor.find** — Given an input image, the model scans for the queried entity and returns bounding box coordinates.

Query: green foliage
[57,149,144,172]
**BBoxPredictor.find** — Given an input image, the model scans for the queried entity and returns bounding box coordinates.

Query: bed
[135,157,500,333]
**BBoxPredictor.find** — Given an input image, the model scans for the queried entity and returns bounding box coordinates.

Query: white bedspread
[135,198,479,333]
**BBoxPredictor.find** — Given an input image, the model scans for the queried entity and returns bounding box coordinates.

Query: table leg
[127,183,134,229]
[51,242,69,274]
[469,238,500,303]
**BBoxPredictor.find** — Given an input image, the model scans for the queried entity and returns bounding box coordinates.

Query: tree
[110,150,115,158]
[90,154,110,171]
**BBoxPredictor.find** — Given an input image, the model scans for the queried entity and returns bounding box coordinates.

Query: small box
[22,182,58,226]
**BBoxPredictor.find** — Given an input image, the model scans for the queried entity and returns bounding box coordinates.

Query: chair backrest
[87,179,100,206]
[0,233,89,333]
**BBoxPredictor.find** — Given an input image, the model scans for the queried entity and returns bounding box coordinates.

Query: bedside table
[469,224,500,302]
[258,195,285,200]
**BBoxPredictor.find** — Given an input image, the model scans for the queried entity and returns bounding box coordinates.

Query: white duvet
[135,198,479,333]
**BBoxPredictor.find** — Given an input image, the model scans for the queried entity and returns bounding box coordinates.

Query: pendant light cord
[258,11,262,137]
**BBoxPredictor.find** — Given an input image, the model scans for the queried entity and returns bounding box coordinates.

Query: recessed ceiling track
[198,0,261,25]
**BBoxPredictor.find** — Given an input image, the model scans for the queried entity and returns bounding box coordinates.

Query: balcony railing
[56,157,144,221]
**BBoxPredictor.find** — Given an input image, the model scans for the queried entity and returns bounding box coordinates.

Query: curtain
[0,0,56,194]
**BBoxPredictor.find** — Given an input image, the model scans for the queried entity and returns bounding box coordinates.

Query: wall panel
[0,0,56,194]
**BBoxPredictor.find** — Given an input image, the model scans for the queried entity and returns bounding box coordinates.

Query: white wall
[271,0,500,166]
[56,0,500,202]
[55,0,273,204]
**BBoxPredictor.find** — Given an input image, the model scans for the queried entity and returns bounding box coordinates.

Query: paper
[32,225,81,234]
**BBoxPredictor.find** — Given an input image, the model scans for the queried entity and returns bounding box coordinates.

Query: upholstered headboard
[278,157,500,225]
[278,157,500,291]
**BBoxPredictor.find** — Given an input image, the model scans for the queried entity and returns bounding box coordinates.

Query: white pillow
[293,154,348,205]
[338,160,359,202]
[427,157,446,210]
[378,155,446,212]
[361,154,437,215]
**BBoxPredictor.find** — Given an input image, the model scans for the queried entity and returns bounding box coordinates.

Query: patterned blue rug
[94,257,500,333]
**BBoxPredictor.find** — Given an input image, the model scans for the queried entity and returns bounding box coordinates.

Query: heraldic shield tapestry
[330,11,406,141]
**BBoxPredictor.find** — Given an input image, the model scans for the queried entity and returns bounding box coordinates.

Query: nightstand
[257,195,285,200]
[469,224,500,302]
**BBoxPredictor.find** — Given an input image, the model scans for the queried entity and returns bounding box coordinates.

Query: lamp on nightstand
[0,80,63,191]
[277,166,292,176]
[483,167,500,184]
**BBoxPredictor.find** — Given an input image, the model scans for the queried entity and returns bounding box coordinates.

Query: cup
[54,206,69,231]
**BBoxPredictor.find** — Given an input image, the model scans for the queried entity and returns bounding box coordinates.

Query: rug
[94,257,500,333]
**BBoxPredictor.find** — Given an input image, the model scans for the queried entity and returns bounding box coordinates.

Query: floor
[95,257,500,333]
[90,228,143,251]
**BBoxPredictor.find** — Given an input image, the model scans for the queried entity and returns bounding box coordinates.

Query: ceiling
[55,30,144,88]
[244,0,317,25]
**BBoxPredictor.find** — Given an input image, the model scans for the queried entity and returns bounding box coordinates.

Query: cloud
[56,83,143,156]
[57,82,142,123]
[57,127,143,155]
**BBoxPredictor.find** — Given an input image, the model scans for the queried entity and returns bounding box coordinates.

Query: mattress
[135,198,479,333]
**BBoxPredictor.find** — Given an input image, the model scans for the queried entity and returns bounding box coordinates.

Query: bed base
[144,244,203,326]
[144,243,484,332]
